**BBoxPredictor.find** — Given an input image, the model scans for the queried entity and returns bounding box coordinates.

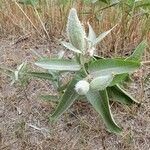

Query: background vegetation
[1,0,150,56]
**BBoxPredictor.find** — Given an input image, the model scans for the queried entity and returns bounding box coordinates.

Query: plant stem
[80,55,88,76]
[83,64,88,76]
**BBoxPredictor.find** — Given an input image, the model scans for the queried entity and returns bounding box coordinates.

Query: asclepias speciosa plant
[33,8,147,134]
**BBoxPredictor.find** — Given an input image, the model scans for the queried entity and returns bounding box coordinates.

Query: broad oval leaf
[61,41,82,54]
[67,8,86,51]
[107,85,139,105]
[90,74,114,90]
[35,59,81,71]
[86,89,122,134]
[111,40,147,86]
[88,58,140,78]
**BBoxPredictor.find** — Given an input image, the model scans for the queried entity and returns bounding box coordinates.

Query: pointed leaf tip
[49,75,81,123]
[61,41,82,54]
[86,89,122,134]
[67,8,86,51]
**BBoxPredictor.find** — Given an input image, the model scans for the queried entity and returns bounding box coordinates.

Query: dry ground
[0,35,150,150]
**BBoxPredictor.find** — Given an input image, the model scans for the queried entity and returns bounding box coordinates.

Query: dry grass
[0,0,148,41]
[1,0,149,56]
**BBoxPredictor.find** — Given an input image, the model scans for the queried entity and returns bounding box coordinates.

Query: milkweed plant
[34,8,147,134]
[0,8,147,134]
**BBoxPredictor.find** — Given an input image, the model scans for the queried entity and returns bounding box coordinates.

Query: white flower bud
[75,80,90,95]
[89,47,96,56]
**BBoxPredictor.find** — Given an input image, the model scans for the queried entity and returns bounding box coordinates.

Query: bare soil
[0,36,150,150]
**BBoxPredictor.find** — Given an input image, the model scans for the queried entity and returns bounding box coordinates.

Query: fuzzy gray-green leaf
[49,75,81,123]
[67,8,86,51]
[35,59,81,71]
[88,58,140,78]
[15,61,27,81]
[87,22,96,44]
[107,85,139,105]
[61,41,82,54]
[93,26,115,46]
[86,89,122,134]
[90,74,114,90]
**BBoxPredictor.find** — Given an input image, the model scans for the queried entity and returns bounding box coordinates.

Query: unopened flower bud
[75,80,90,95]
[88,47,95,57]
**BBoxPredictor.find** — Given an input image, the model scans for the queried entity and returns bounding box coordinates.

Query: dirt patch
[0,37,150,150]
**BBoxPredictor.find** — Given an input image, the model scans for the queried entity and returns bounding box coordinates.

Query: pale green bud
[75,80,90,95]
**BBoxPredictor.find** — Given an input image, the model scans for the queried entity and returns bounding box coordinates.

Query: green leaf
[39,95,59,102]
[87,22,96,43]
[67,8,86,51]
[90,74,114,90]
[35,59,81,71]
[86,89,122,134]
[49,74,82,123]
[108,41,147,86]
[109,73,128,86]
[93,26,115,46]
[107,85,139,105]
[88,58,140,78]
[15,62,27,81]
[110,40,147,85]
[17,61,27,72]
[61,41,82,54]
[127,40,147,61]
[27,72,54,81]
